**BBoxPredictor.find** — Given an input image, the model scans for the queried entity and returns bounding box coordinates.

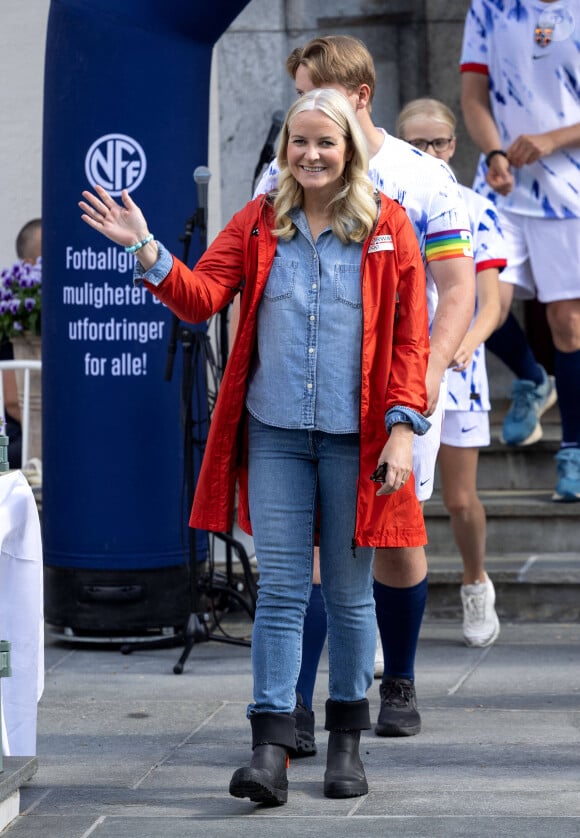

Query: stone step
[489,397,561,433]
[0,757,37,833]
[435,433,561,492]
[424,489,579,555]
[436,401,563,492]
[427,487,577,551]
[209,543,580,624]
[424,551,580,623]
[216,489,578,567]
[213,525,580,623]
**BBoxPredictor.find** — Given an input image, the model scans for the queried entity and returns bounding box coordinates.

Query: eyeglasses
[407,137,454,153]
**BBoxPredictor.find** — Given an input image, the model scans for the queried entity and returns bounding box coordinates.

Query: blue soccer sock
[486,312,544,385]
[374,576,428,682]
[295,583,327,709]
[554,348,580,447]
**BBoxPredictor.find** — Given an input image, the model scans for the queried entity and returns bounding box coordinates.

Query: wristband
[485,149,508,167]
[125,233,154,254]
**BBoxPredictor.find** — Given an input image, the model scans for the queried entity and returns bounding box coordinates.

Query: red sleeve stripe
[460,62,489,75]
[476,258,507,273]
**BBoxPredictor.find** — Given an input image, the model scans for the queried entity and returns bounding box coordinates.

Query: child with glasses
[397,97,506,647]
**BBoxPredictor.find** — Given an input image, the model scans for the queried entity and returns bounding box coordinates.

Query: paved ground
[3,616,580,837]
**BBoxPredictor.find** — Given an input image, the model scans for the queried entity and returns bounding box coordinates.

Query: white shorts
[440,409,490,448]
[498,212,580,303]
[413,376,447,502]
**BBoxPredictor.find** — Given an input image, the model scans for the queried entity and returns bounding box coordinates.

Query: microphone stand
[122,171,257,673]
[251,141,275,195]
[251,109,284,195]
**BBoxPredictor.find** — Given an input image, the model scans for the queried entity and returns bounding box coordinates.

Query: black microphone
[165,166,212,383]
[193,165,211,246]
[253,110,285,181]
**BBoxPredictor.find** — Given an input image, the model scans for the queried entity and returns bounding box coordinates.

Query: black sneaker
[292,693,317,757]
[375,676,421,737]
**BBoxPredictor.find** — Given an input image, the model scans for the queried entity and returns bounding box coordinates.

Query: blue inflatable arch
[42,0,250,634]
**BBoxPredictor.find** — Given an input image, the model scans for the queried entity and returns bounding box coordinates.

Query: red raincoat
[144,192,430,547]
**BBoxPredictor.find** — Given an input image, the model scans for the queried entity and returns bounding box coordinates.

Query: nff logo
[85,133,147,195]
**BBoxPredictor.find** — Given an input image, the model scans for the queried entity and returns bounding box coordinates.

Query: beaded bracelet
[485,149,508,167]
[125,233,154,254]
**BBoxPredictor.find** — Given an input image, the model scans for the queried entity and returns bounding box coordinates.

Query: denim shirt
[246,209,363,433]
[133,233,430,437]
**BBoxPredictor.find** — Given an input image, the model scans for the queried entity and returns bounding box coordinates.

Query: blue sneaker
[501,366,557,446]
[553,448,580,502]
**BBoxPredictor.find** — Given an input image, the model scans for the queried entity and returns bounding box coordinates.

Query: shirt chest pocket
[263,258,297,301]
[334,263,362,309]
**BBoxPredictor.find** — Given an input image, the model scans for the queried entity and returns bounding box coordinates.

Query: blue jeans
[247,415,375,715]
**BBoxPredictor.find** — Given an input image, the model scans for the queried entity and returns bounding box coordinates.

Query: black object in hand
[370,462,388,483]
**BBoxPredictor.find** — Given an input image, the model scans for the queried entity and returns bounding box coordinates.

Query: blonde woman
[80,88,430,804]
[397,97,504,647]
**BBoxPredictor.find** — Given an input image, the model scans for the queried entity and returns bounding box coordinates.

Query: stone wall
[0,1,475,254]
[0,0,48,266]
[213,0,474,229]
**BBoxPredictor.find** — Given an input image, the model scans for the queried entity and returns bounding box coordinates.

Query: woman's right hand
[374,425,413,496]
[79,185,151,249]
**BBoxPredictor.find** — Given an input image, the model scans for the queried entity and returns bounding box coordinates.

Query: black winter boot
[292,692,317,757]
[323,698,370,799]
[229,712,295,806]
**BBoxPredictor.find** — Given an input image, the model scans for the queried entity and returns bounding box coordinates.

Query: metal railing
[0,360,42,467]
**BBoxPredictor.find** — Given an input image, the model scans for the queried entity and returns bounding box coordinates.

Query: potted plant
[0,258,42,464]
[0,257,42,345]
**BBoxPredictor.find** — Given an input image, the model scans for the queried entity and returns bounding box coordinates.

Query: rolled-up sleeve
[385,406,431,436]
[133,241,173,287]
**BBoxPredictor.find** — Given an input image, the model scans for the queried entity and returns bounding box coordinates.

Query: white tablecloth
[0,470,44,756]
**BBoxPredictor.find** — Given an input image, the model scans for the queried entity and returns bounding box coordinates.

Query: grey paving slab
[6,815,580,838]
[14,813,579,838]
[2,814,101,838]
[4,621,580,837]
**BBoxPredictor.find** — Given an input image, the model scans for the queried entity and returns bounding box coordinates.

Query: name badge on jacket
[368,235,394,253]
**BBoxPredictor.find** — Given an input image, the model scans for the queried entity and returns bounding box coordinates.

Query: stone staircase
[211,358,580,624]
[424,360,580,623]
